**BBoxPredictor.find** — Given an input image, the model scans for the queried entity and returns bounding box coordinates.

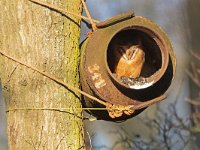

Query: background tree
[187,0,200,148]
[0,0,85,149]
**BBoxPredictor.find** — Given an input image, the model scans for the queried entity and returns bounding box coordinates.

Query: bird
[113,40,145,80]
[106,39,145,118]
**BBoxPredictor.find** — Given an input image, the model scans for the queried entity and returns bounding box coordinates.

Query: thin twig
[29,0,99,23]
[187,70,200,87]
[86,132,93,150]
[190,62,198,79]
[190,49,200,61]
[81,0,97,31]
[186,98,200,106]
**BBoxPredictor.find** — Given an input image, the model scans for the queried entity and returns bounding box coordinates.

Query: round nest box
[79,12,176,121]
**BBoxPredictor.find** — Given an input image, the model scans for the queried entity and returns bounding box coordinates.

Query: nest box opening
[107,28,168,89]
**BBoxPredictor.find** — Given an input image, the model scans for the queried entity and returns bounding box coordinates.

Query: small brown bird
[114,41,145,80]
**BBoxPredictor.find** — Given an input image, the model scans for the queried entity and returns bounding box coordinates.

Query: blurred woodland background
[0,0,200,149]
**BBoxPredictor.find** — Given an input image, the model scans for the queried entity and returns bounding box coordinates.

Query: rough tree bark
[0,0,85,149]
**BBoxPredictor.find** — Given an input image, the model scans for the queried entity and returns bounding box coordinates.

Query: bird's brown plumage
[114,42,145,79]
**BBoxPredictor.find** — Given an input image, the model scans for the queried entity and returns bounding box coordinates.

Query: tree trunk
[0,0,85,149]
